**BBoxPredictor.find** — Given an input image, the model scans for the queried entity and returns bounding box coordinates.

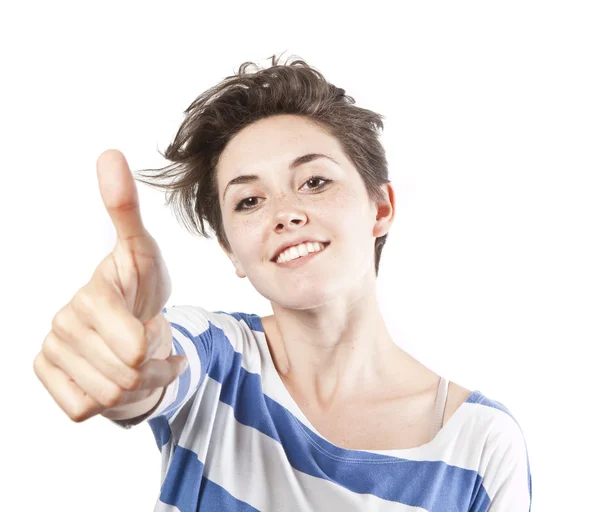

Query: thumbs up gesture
[33,150,188,423]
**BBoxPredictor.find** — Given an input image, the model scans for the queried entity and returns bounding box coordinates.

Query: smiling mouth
[272,241,330,265]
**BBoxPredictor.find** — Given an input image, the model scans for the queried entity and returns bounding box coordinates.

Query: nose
[272,195,308,233]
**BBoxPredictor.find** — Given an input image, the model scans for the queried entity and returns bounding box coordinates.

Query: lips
[271,240,329,262]
[272,241,330,266]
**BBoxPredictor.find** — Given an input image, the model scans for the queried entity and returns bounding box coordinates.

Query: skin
[215,114,472,447]
[217,114,471,450]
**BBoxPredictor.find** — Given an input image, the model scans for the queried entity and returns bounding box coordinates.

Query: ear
[372,182,396,238]
[218,240,247,279]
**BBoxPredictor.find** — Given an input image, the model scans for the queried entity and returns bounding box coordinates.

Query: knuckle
[99,285,121,310]
[127,332,149,367]
[74,287,95,312]
[51,308,69,337]
[119,368,141,391]
[100,385,122,409]
[32,352,44,377]
[42,333,61,360]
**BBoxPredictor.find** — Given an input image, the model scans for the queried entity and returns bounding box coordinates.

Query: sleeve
[471,412,533,512]
[106,305,213,432]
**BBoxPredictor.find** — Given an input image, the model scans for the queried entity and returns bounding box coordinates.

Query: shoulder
[161,305,267,378]
[466,390,533,507]
[162,305,262,333]
[442,381,474,427]
[161,305,264,358]
[451,386,531,469]
[443,383,530,459]
[474,391,530,451]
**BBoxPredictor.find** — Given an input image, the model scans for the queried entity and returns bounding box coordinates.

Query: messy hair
[134,53,391,276]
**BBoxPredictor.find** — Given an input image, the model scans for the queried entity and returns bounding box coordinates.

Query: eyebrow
[222,153,339,201]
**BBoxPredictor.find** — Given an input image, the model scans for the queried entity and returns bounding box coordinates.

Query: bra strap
[432,376,449,436]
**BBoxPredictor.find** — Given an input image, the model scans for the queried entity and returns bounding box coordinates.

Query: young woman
[36,55,532,511]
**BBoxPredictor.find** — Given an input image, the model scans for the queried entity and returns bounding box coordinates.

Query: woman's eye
[233,176,331,212]
[234,197,260,211]
[301,176,331,190]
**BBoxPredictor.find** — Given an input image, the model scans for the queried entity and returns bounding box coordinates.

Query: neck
[263,287,419,411]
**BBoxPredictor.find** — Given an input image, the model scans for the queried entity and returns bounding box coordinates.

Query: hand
[33,149,187,422]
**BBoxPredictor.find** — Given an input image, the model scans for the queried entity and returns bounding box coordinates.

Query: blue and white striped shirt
[110,305,532,511]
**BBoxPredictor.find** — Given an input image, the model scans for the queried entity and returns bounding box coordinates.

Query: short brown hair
[134,53,391,275]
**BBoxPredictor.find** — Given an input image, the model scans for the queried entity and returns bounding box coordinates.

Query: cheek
[323,188,363,225]
[227,214,267,261]
[233,209,269,236]
[325,190,376,253]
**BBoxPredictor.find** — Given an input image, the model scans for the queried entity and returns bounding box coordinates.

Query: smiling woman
[108,54,530,510]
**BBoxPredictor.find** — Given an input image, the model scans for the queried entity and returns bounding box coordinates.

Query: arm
[103,305,211,432]
[485,441,532,511]
[472,416,532,511]
[102,386,167,428]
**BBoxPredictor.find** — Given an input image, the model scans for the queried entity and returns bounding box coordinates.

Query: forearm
[101,386,166,421]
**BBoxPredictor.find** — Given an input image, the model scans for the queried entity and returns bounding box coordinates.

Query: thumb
[96,149,147,242]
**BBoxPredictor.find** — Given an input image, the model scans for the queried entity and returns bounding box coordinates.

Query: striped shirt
[110,305,533,511]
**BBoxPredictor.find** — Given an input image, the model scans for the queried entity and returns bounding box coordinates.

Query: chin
[272,295,332,311]
[265,279,343,310]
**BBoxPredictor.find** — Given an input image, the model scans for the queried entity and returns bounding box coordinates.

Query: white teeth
[297,245,308,257]
[276,242,326,264]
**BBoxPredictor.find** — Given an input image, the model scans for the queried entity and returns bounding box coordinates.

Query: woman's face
[216,114,394,309]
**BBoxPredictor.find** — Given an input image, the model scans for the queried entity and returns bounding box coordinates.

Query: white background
[2,1,598,510]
